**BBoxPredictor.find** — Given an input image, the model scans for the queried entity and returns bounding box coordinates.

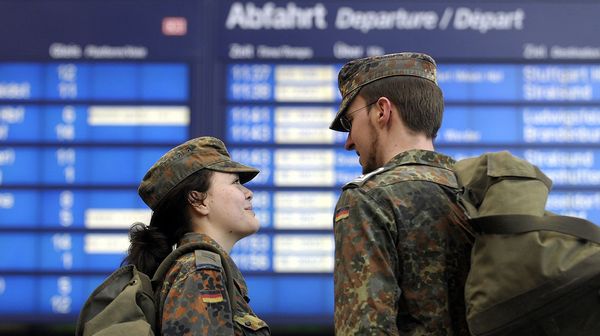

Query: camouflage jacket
[333,150,472,335]
[157,232,270,336]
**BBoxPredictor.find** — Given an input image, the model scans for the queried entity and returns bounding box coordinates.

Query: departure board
[1,0,600,327]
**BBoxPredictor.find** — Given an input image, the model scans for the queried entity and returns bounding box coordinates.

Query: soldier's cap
[330,52,438,132]
[138,136,259,210]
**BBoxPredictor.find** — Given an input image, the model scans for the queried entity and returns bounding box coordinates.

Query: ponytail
[123,169,214,275]
[124,222,172,275]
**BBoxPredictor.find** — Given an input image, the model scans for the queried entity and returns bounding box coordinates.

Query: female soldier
[124,136,270,335]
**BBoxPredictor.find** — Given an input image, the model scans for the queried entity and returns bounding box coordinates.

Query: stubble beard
[361,124,380,175]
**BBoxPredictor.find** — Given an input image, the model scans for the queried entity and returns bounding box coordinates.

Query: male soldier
[330,53,472,335]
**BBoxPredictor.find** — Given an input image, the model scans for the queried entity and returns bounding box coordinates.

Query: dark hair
[123,169,214,275]
[359,76,444,139]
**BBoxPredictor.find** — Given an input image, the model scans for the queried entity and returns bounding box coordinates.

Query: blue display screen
[2,0,600,328]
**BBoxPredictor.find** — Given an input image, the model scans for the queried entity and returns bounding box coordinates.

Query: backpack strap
[472,214,600,245]
[151,242,236,308]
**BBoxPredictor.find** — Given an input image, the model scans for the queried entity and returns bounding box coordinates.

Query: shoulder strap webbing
[472,214,600,245]
[151,242,235,307]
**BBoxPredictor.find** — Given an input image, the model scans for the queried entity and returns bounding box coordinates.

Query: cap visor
[208,160,260,184]
[330,90,359,132]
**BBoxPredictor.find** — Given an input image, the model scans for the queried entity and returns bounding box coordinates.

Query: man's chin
[362,165,375,175]
[361,158,382,174]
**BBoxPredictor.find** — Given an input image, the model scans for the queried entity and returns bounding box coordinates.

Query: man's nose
[344,132,355,151]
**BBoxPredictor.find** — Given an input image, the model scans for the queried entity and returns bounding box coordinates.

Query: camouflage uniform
[135,137,268,335]
[158,232,270,336]
[333,150,472,335]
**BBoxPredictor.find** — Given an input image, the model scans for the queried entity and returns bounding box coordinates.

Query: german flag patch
[201,292,224,303]
[335,207,349,222]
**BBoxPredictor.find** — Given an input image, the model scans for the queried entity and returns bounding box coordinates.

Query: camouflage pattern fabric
[330,52,438,131]
[138,136,259,210]
[157,232,270,336]
[333,150,472,335]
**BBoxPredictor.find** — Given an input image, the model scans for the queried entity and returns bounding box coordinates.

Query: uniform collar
[386,149,455,170]
[179,232,249,298]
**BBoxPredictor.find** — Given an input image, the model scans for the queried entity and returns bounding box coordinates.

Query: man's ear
[188,191,209,215]
[375,97,393,128]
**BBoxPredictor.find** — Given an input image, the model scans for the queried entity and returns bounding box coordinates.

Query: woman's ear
[188,191,209,215]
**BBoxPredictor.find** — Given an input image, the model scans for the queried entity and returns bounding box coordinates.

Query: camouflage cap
[330,52,438,132]
[138,136,259,210]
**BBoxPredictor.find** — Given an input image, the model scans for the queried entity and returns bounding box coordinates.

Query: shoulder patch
[234,313,268,331]
[334,207,350,222]
[342,166,390,189]
[194,250,222,271]
[200,291,224,303]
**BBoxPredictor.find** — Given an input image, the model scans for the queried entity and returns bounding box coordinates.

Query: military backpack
[454,151,600,336]
[75,241,234,336]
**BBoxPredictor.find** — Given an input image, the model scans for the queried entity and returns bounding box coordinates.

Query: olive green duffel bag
[455,151,600,336]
